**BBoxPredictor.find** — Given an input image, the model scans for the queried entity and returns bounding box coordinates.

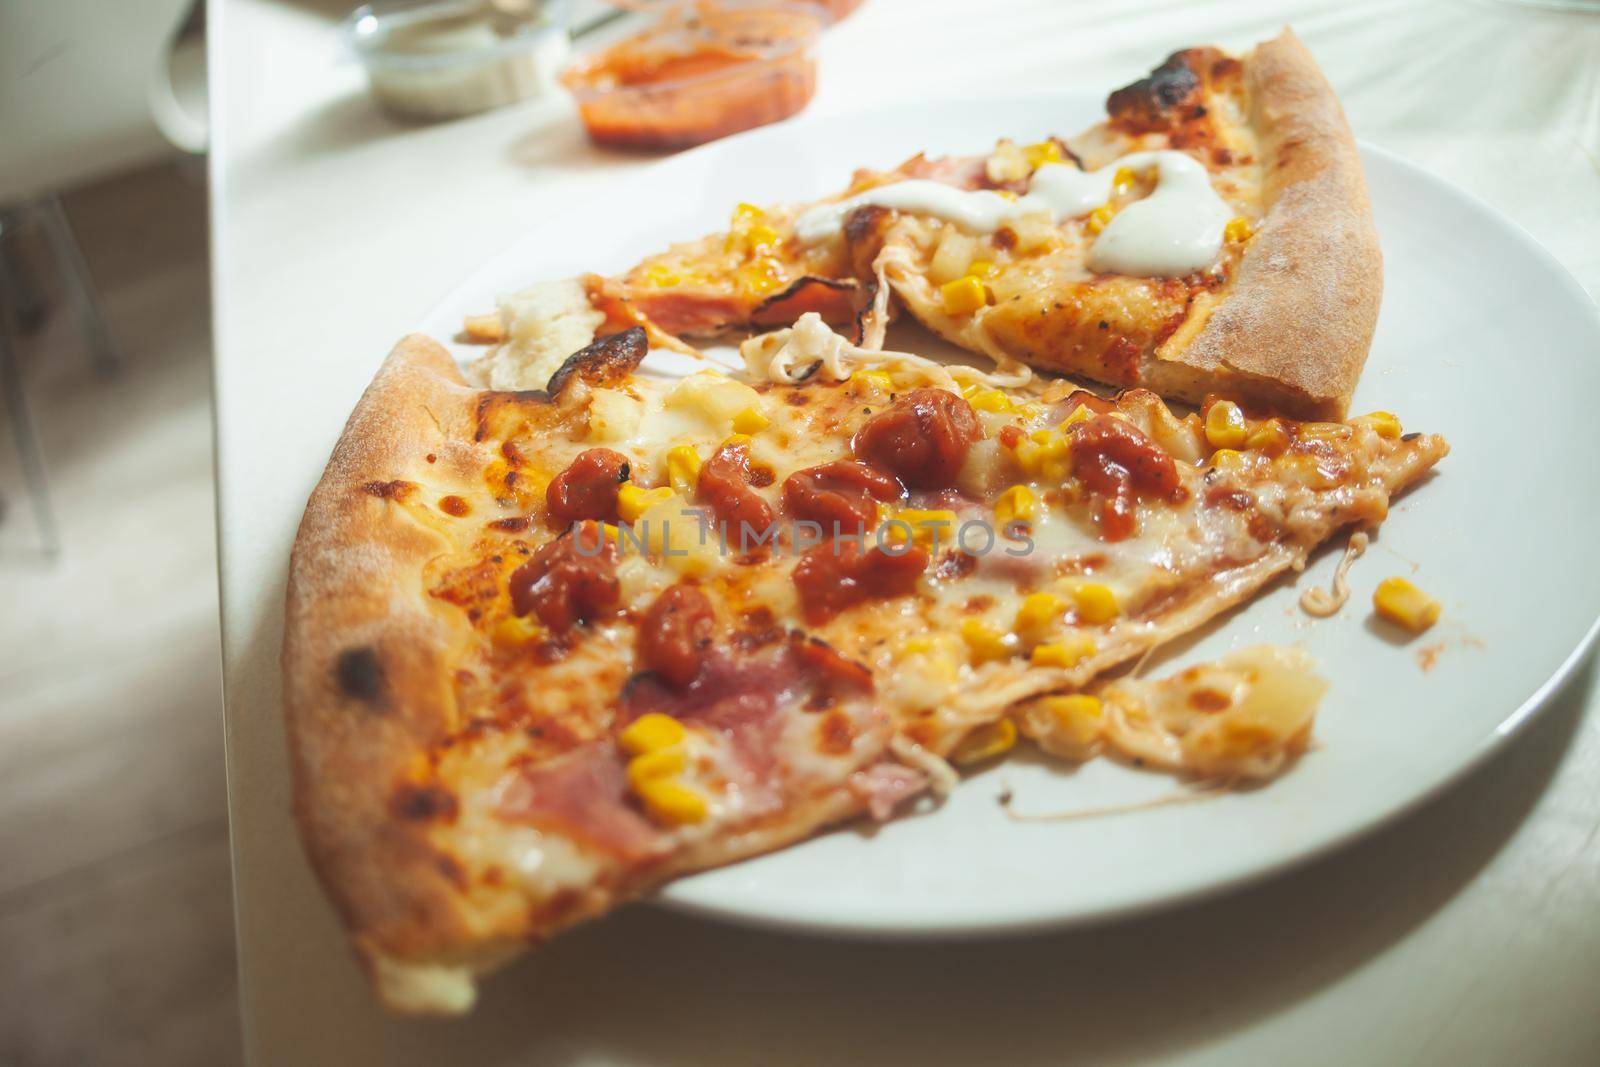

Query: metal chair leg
[36,193,123,377]
[0,210,50,334]
[0,318,61,558]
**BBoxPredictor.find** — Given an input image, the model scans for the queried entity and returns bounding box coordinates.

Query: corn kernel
[1086,203,1117,234]
[960,618,1014,662]
[721,433,754,450]
[1030,636,1097,669]
[1373,577,1441,634]
[634,777,709,825]
[850,369,893,396]
[1059,404,1094,430]
[1224,216,1254,243]
[462,312,506,343]
[951,719,1017,765]
[640,262,681,287]
[1357,411,1403,440]
[739,258,784,296]
[1245,420,1290,454]
[626,746,687,789]
[619,712,687,755]
[994,484,1040,530]
[1011,438,1044,476]
[730,202,764,225]
[1022,140,1064,169]
[1071,583,1119,624]
[940,274,989,315]
[1205,400,1250,449]
[890,508,960,547]
[1015,591,1066,632]
[665,445,702,496]
[617,484,675,523]
[1210,448,1245,470]
[1112,166,1137,196]
[731,407,770,435]
[491,614,543,650]
[967,259,999,280]
[745,223,780,251]
[967,388,1013,413]
[1038,694,1103,745]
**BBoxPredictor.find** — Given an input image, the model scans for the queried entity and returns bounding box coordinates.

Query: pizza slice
[563,29,1375,419]
[285,321,1444,1013]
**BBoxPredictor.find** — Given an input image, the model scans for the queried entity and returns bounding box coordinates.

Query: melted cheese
[1099,645,1328,780]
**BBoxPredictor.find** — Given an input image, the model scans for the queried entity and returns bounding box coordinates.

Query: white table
[212,1,1600,1062]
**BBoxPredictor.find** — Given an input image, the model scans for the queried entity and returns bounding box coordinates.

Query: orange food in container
[801,0,864,19]
[562,2,822,151]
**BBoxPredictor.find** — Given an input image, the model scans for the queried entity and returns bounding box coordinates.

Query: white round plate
[422,94,1600,936]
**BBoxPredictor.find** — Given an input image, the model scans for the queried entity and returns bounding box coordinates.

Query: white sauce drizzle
[794,151,1233,278]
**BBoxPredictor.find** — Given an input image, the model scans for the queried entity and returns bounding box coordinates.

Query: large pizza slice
[540,28,1376,420]
[284,320,1444,1013]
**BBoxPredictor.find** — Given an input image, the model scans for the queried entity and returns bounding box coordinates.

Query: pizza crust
[283,336,523,1010]
[1149,29,1381,419]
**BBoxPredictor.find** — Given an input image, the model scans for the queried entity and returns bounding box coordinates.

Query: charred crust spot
[438,495,470,517]
[502,439,527,466]
[1188,687,1232,712]
[335,647,386,705]
[425,453,437,464]
[475,391,546,443]
[1106,50,1203,134]
[816,709,856,754]
[1098,320,1109,330]
[1401,432,1422,442]
[991,228,1018,252]
[434,853,468,888]
[489,515,531,531]
[1210,57,1242,80]
[545,327,649,399]
[361,479,415,501]
[850,280,880,345]
[932,551,978,581]
[843,204,891,248]
[750,275,856,324]
[786,391,809,406]
[391,783,460,823]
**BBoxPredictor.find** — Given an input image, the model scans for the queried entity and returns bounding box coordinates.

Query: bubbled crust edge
[283,335,527,1013]
[1153,29,1382,420]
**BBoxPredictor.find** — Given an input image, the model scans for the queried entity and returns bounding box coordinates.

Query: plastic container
[561,2,822,151]
[343,0,573,122]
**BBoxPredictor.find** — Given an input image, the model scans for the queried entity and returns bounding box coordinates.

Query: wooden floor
[0,163,243,1066]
